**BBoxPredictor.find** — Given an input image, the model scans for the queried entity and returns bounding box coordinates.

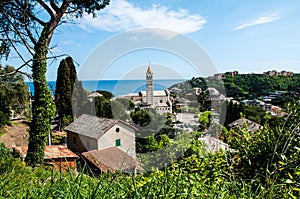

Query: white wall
[97,122,136,158]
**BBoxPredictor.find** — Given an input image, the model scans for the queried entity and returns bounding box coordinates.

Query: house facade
[65,114,137,158]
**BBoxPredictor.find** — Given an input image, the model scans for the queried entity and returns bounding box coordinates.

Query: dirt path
[0,121,29,149]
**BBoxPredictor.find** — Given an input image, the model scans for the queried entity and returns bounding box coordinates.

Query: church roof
[146,65,153,73]
[139,90,168,97]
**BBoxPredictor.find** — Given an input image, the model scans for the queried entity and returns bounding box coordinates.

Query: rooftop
[139,90,168,97]
[82,147,141,173]
[228,118,263,132]
[14,145,78,160]
[64,114,137,139]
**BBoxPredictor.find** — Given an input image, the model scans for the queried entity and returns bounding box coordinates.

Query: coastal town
[1,0,300,198]
[1,65,298,173]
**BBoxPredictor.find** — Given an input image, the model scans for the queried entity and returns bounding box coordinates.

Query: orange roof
[14,145,78,160]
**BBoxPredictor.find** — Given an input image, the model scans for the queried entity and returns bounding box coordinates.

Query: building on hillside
[270,105,286,117]
[64,114,137,158]
[14,145,78,171]
[263,70,278,76]
[121,65,172,114]
[228,118,262,132]
[225,71,239,77]
[213,73,224,80]
[240,99,272,112]
[263,70,294,76]
[173,97,191,109]
[203,87,225,108]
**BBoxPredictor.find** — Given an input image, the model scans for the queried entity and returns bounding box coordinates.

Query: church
[121,65,172,114]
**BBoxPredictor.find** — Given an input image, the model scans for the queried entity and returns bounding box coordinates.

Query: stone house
[64,114,137,158]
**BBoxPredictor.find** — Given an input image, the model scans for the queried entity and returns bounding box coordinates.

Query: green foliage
[114,97,135,110]
[199,111,212,131]
[55,57,87,129]
[224,102,300,195]
[224,101,243,126]
[223,74,300,100]
[72,80,89,117]
[138,132,192,170]
[0,65,30,123]
[0,143,12,159]
[223,100,282,127]
[55,57,76,129]
[96,90,114,99]
[51,134,66,145]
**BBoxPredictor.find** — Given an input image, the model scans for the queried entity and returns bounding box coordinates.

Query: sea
[26,79,186,97]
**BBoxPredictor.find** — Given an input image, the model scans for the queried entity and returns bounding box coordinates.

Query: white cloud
[79,0,206,35]
[234,14,280,30]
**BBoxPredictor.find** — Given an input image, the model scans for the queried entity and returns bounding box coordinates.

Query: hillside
[186,73,300,100]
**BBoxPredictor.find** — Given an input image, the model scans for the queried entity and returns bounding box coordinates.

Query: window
[160,99,163,103]
[115,127,120,133]
[73,137,76,144]
[115,139,121,147]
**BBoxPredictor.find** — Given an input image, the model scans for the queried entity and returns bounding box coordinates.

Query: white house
[64,114,137,158]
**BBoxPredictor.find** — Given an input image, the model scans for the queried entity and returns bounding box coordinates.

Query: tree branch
[13,0,46,26]
[0,59,32,77]
[50,0,60,13]
[24,26,37,46]
[47,0,72,42]
[36,0,55,18]
[1,10,35,56]
[0,53,71,81]
[24,9,46,26]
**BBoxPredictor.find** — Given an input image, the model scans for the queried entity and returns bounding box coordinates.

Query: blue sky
[5,0,300,80]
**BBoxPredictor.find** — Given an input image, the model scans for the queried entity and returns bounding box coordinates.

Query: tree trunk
[25,25,56,167]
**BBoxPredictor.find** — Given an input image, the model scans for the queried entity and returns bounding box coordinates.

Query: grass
[0,156,298,199]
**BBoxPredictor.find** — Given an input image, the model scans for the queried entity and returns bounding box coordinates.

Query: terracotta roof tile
[14,145,78,160]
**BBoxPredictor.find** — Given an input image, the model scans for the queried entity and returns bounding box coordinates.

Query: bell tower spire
[146,63,153,105]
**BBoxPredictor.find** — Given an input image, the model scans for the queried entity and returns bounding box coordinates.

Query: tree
[0,65,29,128]
[0,0,110,166]
[72,79,89,117]
[55,57,77,130]
[198,111,212,131]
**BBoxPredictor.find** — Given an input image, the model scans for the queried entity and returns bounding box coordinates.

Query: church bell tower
[146,64,154,105]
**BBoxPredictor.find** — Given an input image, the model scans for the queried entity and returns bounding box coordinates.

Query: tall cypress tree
[55,57,88,130]
[55,57,76,130]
